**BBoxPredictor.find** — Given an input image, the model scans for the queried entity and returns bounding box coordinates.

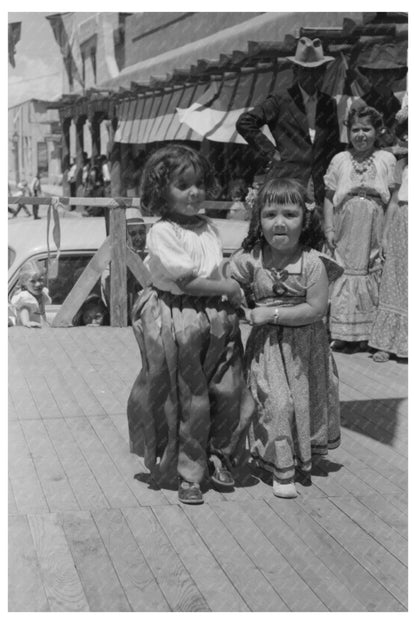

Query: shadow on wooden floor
[340,398,406,446]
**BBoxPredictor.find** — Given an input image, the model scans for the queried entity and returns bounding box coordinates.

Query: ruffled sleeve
[10,290,39,314]
[229,248,256,286]
[384,151,398,188]
[324,152,343,192]
[304,249,344,287]
[147,221,197,280]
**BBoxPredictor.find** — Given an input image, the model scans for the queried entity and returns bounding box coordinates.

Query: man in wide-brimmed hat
[356,43,407,135]
[236,37,341,208]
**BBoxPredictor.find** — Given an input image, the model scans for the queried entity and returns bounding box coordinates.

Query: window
[37,142,48,175]
[9,253,100,304]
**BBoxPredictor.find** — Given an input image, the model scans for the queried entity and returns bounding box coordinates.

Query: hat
[358,43,407,78]
[125,207,143,222]
[287,37,334,67]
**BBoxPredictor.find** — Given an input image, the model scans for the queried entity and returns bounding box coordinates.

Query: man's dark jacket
[236,83,341,204]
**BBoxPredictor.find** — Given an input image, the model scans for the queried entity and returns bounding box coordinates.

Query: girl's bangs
[261,186,304,208]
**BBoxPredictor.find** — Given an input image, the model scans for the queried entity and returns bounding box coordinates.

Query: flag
[8,22,21,68]
[46,13,84,88]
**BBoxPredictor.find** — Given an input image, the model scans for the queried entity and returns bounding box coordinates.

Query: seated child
[11,261,51,327]
[72,294,109,326]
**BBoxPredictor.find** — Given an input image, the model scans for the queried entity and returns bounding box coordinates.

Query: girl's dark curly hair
[345,104,385,148]
[139,144,218,216]
[241,178,324,253]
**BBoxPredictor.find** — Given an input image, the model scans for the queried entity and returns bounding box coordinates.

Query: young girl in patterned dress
[230,178,343,498]
[127,145,254,505]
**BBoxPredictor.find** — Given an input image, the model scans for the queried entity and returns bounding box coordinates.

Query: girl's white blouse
[324,149,397,206]
[145,217,224,294]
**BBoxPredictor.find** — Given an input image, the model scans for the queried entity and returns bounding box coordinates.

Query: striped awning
[177,63,294,144]
[114,81,217,144]
[114,64,294,145]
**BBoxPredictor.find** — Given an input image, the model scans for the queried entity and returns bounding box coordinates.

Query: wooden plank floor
[8,327,408,612]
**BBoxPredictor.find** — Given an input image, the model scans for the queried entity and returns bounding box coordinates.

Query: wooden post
[109,203,128,326]
[61,117,71,197]
[90,112,101,165]
[75,114,86,196]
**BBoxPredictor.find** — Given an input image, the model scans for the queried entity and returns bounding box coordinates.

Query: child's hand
[246,307,273,326]
[22,321,41,328]
[224,279,243,308]
[325,230,336,252]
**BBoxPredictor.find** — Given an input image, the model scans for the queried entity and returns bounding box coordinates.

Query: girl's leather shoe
[178,480,203,504]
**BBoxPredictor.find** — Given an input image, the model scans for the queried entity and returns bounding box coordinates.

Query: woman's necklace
[350,151,375,175]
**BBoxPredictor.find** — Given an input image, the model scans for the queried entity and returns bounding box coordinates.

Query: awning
[114,81,218,143]
[177,64,294,144]
[102,12,361,90]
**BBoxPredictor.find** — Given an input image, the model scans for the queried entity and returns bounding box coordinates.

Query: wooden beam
[126,248,151,287]
[52,238,112,327]
[8,196,141,207]
[109,206,127,327]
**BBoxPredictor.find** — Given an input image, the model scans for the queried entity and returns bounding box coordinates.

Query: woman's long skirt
[330,196,385,342]
[369,203,408,357]
[245,321,341,484]
[127,288,254,484]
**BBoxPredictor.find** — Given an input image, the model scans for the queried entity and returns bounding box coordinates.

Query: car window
[9,253,100,304]
[43,254,101,304]
[8,247,16,269]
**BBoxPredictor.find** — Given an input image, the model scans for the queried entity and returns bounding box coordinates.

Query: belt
[347,190,381,200]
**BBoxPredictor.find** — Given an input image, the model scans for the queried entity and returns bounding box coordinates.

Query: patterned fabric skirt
[127,287,253,484]
[244,321,341,484]
[330,196,385,342]
[369,203,408,357]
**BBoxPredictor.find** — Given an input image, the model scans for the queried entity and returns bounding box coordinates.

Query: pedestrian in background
[30,170,42,219]
[13,180,32,217]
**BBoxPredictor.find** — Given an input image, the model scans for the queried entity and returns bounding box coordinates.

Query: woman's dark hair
[139,144,218,216]
[241,178,324,252]
[345,104,385,147]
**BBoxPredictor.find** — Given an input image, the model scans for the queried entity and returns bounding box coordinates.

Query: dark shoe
[330,339,348,351]
[209,455,235,488]
[178,480,203,505]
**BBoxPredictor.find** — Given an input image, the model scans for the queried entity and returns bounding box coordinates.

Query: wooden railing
[8,195,235,327]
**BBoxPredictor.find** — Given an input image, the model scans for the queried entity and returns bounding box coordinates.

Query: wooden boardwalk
[8,327,408,612]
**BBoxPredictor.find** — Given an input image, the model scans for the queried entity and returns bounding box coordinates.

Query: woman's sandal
[372,350,390,363]
[178,480,203,505]
[209,455,235,488]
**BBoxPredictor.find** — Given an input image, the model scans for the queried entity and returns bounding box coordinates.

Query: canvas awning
[114,81,217,143]
[101,12,361,91]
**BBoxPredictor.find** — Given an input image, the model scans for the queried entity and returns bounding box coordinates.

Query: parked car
[8,214,248,323]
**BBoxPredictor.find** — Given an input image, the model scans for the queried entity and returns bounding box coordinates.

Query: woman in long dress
[369,101,408,361]
[323,105,397,349]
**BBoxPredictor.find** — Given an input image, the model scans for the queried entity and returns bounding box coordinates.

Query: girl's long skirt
[127,287,253,484]
[245,321,340,484]
[330,196,385,342]
[369,202,408,358]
